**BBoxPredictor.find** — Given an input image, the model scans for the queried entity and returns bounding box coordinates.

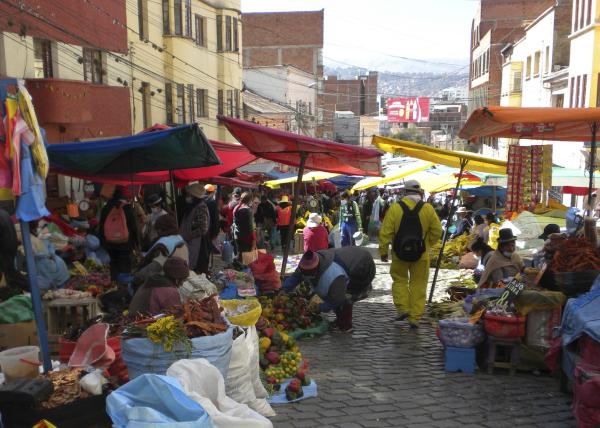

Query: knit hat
[299,250,320,272]
[155,214,179,237]
[163,257,190,280]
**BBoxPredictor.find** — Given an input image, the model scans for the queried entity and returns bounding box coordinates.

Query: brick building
[322,71,378,140]
[468,0,557,114]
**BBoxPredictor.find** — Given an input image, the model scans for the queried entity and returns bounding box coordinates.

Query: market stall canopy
[459,106,600,142]
[391,170,481,193]
[48,124,220,176]
[372,135,507,175]
[264,171,341,188]
[352,160,434,191]
[219,116,383,177]
[480,167,600,188]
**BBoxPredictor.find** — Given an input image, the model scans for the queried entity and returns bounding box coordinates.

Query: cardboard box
[0,321,38,351]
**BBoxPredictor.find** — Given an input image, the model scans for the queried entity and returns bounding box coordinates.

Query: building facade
[243,65,317,136]
[242,10,324,137]
[322,72,379,140]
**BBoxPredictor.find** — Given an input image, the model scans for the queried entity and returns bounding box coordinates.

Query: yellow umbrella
[351,160,433,191]
[264,171,340,188]
[373,135,507,175]
[409,171,482,193]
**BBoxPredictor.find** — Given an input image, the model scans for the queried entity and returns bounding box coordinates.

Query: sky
[241,0,479,73]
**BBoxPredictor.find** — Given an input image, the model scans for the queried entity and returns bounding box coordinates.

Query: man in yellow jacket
[379,180,442,328]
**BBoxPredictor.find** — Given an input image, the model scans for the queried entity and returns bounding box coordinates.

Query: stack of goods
[483,303,526,339]
[64,260,112,297]
[545,236,600,296]
[430,234,470,269]
[427,300,466,321]
[121,295,233,379]
[258,294,322,333]
[506,145,552,212]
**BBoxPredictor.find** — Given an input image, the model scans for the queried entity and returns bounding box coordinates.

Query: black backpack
[393,201,426,262]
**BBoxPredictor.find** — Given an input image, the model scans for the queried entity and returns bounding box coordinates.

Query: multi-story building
[242,10,324,136]
[497,1,577,167]
[243,65,317,136]
[129,0,243,141]
[468,0,556,113]
[322,72,379,140]
[242,89,296,131]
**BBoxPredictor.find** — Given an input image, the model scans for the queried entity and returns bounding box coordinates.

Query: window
[545,46,551,74]
[174,0,183,36]
[234,89,240,118]
[217,90,224,116]
[176,83,185,123]
[165,83,173,123]
[574,0,580,32]
[187,84,195,121]
[225,16,232,51]
[141,82,152,129]
[576,75,581,107]
[233,17,239,51]
[226,89,234,116]
[196,88,208,117]
[580,0,585,30]
[162,0,170,35]
[216,15,223,51]
[512,71,522,93]
[534,51,541,77]
[33,39,53,78]
[185,0,192,37]
[570,77,575,107]
[526,56,532,80]
[195,14,206,46]
[83,48,104,84]
[553,94,564,108]
[587,0,593,26]
[582,74,588,107]
[138,0,148,40]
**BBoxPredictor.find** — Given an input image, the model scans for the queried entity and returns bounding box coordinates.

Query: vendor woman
[478,228,524,287]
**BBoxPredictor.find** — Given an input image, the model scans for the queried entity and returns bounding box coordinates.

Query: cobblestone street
[272,251,576,428]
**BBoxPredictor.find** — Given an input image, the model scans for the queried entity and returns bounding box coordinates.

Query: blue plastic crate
[445,346,476,374]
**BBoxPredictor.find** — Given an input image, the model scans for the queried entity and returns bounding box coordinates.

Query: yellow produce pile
[430,234,470,269]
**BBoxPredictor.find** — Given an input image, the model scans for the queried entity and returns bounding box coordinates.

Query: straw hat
[186,183,205,199]
[306,213,322,228]
[280,195,289,203]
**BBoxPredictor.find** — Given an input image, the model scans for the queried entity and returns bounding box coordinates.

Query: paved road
[271,256,576,428]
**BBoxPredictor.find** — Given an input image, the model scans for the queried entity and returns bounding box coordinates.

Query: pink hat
[299,250,320,272]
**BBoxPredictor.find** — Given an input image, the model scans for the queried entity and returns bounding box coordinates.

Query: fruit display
[65,260,112,296]
[285,378,304,401]
[427,299,466,321]
[258,294,321,332]
[430,234,470,269]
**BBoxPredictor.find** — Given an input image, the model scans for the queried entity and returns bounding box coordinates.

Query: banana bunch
[429,235,471,269]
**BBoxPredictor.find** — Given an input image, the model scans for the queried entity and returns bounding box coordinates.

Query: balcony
[25,78,131,141]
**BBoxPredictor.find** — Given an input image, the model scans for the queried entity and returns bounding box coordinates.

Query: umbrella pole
[281,152,307,278]
[169,170,178,224]
[492,186,497,213]
[588,122,598,214]
[20,221,52,372]
[428,159,468,303]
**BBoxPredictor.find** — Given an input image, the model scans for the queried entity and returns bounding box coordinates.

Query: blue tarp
[463,186,507,198]
[328,175,364,189]
[47,124,220,175]
[561,276,600,346]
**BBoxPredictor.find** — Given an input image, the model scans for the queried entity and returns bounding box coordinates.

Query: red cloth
[218,116,382,177]
[303,225,329,252]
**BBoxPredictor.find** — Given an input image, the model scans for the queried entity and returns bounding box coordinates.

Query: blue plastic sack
[219,283,239,300]
[106,374,214,428]
[566,207,583,235]
[221,240,234,264]
[122,324,234,380]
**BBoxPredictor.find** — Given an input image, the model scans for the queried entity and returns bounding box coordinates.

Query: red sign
[387,97,430,123]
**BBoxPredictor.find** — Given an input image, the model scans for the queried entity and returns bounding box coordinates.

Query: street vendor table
[44,298,100,335]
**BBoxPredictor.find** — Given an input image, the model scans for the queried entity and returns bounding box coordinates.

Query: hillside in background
[324,66,469,98]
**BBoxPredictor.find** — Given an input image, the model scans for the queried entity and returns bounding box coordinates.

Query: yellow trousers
[390,257,430,323]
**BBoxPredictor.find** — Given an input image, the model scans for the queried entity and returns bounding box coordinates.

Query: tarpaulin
[372,135,507,175]
[264,171,340,188]
[459,106,600,142]
[219,116,383,177]
[352,160,433,191]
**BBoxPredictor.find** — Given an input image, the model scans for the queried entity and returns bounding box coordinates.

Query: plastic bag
[122,323,234,380]
[106,374,213,427]
[80,369,108,395]
[249,252,281,293]
[180,273,218,302]
[225,327,274,417]
[167,359,273,428]
[458,252,478,270]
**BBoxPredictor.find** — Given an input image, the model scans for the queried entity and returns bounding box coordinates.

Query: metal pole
[428,158,468,303]
[169,170,178,224]
[281,152,307,278]
[588,122,598,215]
[492,185,497,213]
[20,221,52,372]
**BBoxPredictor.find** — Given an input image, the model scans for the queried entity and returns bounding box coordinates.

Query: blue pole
[20,221,52,372]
